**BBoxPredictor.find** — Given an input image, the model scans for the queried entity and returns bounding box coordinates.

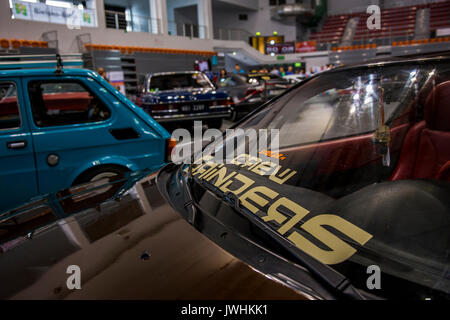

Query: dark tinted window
[217,75,247,87]
[28,80,111,127]
[0,82,20,130]
[232,75,247,85]
[148,73,213,91]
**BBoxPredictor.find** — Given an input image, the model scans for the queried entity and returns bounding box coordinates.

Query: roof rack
[0,54,83,73]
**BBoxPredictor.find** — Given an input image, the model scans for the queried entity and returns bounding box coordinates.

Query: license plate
[181,105,191,112]
[268,89,284,96]
[192,104,205,111]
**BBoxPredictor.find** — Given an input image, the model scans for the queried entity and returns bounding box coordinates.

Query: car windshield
[247,73,287,85]
[188,60,450,299]
[217,75,247,88]
[250,73,282,80]
[148,72,213,92]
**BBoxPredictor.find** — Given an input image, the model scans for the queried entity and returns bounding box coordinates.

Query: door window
[0,82,21,130]
[28,80,111,127]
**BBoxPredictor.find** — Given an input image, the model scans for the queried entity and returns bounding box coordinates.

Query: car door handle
[7,141,27,149]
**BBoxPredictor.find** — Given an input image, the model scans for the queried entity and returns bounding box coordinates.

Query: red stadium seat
[10,39,20,49]
[0,38,9,49]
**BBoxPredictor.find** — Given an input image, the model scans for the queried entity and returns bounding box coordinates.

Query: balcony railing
[314,28,415,51]
[105,10,161,34]
[213,28,253,42]
[167,21,208,39]
[351,28,415,47]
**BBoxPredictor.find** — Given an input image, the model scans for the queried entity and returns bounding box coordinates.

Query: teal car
[0,59,171,212]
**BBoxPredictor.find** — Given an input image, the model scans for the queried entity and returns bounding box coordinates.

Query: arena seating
[311,1,450,46]
[0,38,48,50]
[309,14,352,44]
[353,5,417,43]
[332,43,377,51]
[430,1,450,32]
[392,36,450,46]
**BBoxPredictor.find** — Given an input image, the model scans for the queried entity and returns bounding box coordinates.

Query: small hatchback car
[0,56,170,212]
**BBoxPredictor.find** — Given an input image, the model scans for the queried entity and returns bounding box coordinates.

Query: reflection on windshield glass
[189,61,450,299]
[266,67,421,147]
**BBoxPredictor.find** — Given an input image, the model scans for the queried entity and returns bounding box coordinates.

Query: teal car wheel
[73,164,130,185]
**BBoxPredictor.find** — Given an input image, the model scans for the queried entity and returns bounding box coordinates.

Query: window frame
[0,80,22,132]
[148,72,215,92]
[27,78,112,129]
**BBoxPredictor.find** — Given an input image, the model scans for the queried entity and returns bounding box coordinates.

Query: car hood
[0,170,305,300]
[141,88,229,105]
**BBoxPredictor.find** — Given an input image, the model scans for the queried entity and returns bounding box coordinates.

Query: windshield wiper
[192,175,367,300]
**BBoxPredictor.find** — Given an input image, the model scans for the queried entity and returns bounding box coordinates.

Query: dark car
[137,71,232,129]
[246,72,291,97]
[217,73,290,121]
[0,170,310,300]
[1,54,450,300]
[162,53,450,300]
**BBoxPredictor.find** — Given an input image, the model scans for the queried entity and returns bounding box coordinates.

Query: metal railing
[213,28,253,42]
[167,21,207,39]
[352,28,415,46]
[314,27,415,51]
[41,30,59,50]
[104,10,161,34]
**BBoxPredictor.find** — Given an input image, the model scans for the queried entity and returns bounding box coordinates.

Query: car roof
[0,68,98,78]
[333,51,450,72]
[149,71,202,77]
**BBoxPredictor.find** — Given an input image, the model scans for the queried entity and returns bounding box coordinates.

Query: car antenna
[55,53,63,75]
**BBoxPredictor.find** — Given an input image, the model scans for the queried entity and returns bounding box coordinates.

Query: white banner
[436,28,450,37]
[107,71,126,95]
[11,0,97,28]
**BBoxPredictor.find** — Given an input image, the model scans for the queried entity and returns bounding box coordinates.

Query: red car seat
[390,80,450,181]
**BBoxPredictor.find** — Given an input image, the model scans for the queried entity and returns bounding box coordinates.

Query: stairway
[341,17,359,46]
[415,8,430,40]
[120,55,138,97]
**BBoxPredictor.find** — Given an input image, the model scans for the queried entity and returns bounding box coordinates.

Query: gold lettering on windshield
[231,154,249,165]
[206,167,237,188]
[220,173,255,195]
[239,186,279,214]
[265,197,309,235]
[232,154,262,170]
[201,167,218,179]
[251,161,279,176]
[198,162,220,179]
[269,167,297,184]
[288,214,373,265]
[191,154,373,265]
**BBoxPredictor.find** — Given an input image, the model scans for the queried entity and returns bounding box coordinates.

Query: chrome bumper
[153,110,232,123]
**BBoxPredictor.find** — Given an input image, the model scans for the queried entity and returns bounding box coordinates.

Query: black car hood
[0,169,308,300]
[173,156,450,300]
